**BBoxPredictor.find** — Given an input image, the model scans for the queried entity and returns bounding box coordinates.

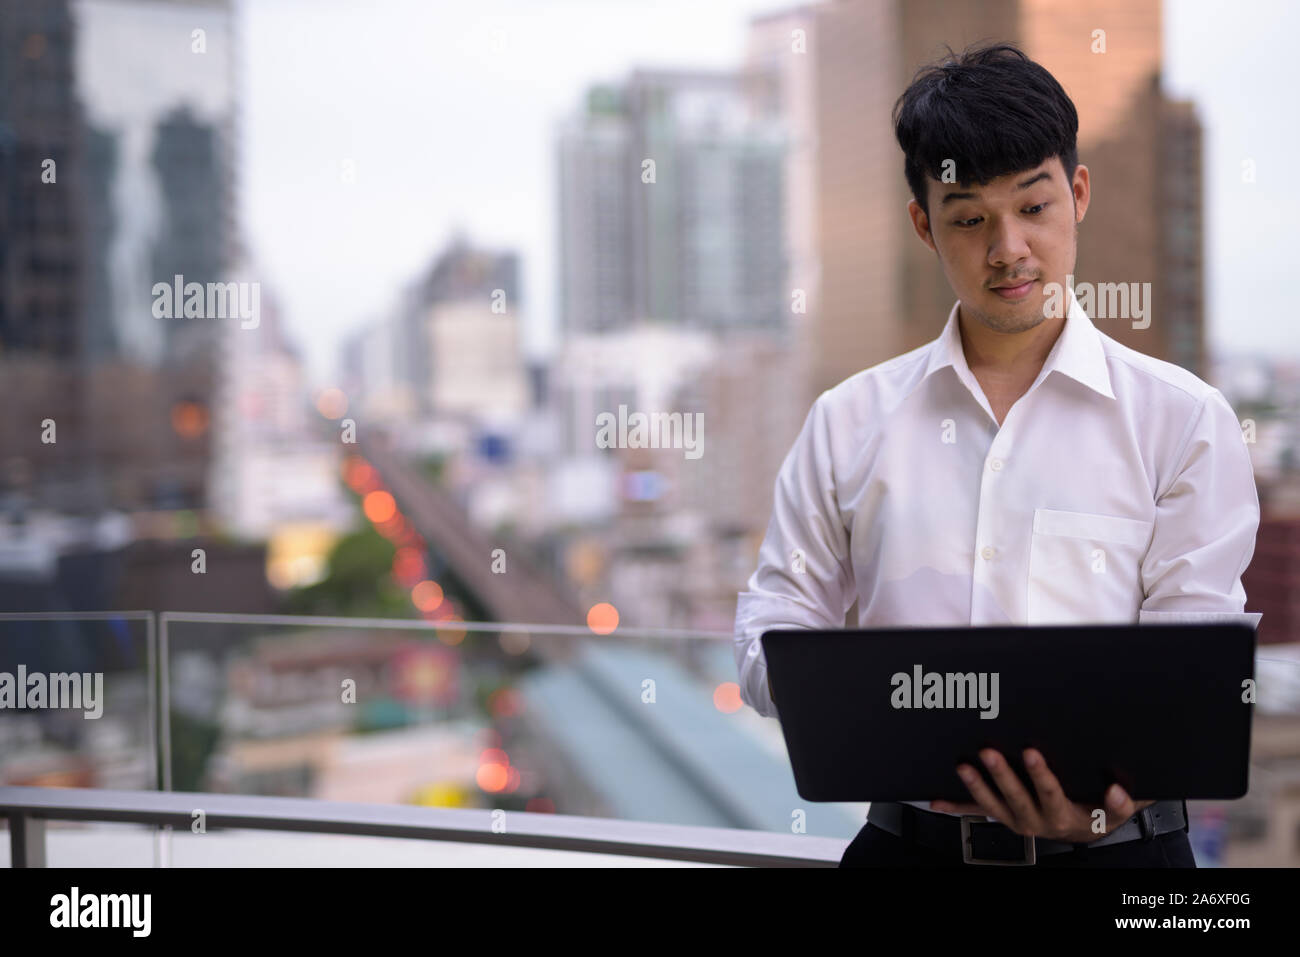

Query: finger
[1022,749,1074,825]
[980,749,1042,829]
[1102,783,1137,831]
[955,761,1015,825]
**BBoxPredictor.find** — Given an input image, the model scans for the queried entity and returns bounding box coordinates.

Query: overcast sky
[239,0,1299,386]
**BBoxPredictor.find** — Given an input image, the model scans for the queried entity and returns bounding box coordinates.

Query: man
[732,42,1261,867]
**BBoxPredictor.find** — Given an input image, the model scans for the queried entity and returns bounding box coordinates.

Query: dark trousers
[840,820,1198,868]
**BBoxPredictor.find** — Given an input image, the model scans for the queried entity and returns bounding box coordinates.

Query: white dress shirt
[734,287,1262,815]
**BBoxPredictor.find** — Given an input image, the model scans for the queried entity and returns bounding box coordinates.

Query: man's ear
[907,199,937,253]
[1071,163,1090,223]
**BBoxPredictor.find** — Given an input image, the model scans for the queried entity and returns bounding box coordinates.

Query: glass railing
[0,612,156,791]
[3,612,1300,866]
[157,613,868,840]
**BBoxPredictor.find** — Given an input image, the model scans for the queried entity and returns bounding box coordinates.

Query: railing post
[9,814,47,868]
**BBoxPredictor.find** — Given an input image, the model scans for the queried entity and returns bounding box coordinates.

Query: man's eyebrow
[938,170,1052,207]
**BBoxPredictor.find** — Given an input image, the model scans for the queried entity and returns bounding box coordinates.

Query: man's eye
[954,204,1047,228]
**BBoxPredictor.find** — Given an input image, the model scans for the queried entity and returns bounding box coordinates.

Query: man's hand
[929,748,1155,844]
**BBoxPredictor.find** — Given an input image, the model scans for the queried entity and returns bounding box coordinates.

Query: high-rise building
[416,234,522,413]
[83,123,119,359]
[79,0,235,511]
[150,104,227,364]
[0,0,86,360]
[428,299,529,419]
[1159,97,1205,377]
[746,0,910,410]
[340,235,529,428]
[558,69,788,336]
[554,66,796,628]
[73,0,238,365]
[0,0,238,520]
[0,0,92,504]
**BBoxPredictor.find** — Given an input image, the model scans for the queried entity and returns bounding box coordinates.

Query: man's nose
[987,218,1031,267]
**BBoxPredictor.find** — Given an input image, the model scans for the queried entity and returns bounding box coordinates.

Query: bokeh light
[587,602,619,635]
[343,456,376,492]
[411,782,468,808]
[713,682,743,714]
[411,580,444,612]
[476,748,519,795]
[362,490,396,524]
[170,400,209,439]
[476,762,508,793]
[315,387,348,419]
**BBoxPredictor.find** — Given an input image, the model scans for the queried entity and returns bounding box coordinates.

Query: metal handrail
[0,786,845,868]
[156,610,733,639]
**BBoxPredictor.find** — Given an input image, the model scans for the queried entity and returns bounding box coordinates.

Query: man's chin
[966,307,1048,336]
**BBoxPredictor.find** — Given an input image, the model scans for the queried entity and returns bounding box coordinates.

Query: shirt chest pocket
[1027,508,1155,624]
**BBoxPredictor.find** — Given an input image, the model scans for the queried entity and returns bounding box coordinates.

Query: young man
[733,43,1261,867]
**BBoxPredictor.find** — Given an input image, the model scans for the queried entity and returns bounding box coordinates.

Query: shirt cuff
[1138,609,1263,630]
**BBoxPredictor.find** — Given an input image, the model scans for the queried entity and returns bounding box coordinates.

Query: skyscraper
[150,104,227,363]
[558,69,787,335]
[0,0,91,501]
[0,0,86,359]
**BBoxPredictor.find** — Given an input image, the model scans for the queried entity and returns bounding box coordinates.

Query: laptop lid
[760,623,1256,804]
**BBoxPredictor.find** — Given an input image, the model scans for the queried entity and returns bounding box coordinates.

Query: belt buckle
[960,815,1036,866]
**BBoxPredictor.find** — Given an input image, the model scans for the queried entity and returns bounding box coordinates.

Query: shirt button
[989,458,1003,471]
[981,546,995,560]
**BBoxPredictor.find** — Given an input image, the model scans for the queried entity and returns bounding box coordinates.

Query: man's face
[907,157,1089,335]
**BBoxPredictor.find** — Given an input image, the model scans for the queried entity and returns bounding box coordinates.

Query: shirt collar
[922,284,1115,401]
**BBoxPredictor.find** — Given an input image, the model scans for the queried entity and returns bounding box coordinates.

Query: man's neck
[957,304,1065,377]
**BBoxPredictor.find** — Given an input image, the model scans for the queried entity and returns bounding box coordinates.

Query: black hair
[891,42,1079,219]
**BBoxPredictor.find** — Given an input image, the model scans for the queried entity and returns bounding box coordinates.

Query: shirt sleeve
[733,393,855,717]
[1139,388,1263,629]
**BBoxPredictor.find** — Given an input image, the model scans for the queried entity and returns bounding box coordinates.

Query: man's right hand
[930,748,1156,844]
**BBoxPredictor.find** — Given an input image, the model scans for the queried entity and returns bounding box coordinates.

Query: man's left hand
[930,748,1155,844]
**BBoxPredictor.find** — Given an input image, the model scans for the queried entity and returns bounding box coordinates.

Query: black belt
[866,800,1188,865]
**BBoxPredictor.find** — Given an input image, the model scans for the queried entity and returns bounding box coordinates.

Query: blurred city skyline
[234,0,1300,386]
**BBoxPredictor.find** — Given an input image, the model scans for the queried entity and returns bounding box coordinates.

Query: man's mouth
[990,279,1036,300]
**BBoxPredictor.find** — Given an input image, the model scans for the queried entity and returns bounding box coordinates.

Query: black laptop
[760,623,1256,805]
